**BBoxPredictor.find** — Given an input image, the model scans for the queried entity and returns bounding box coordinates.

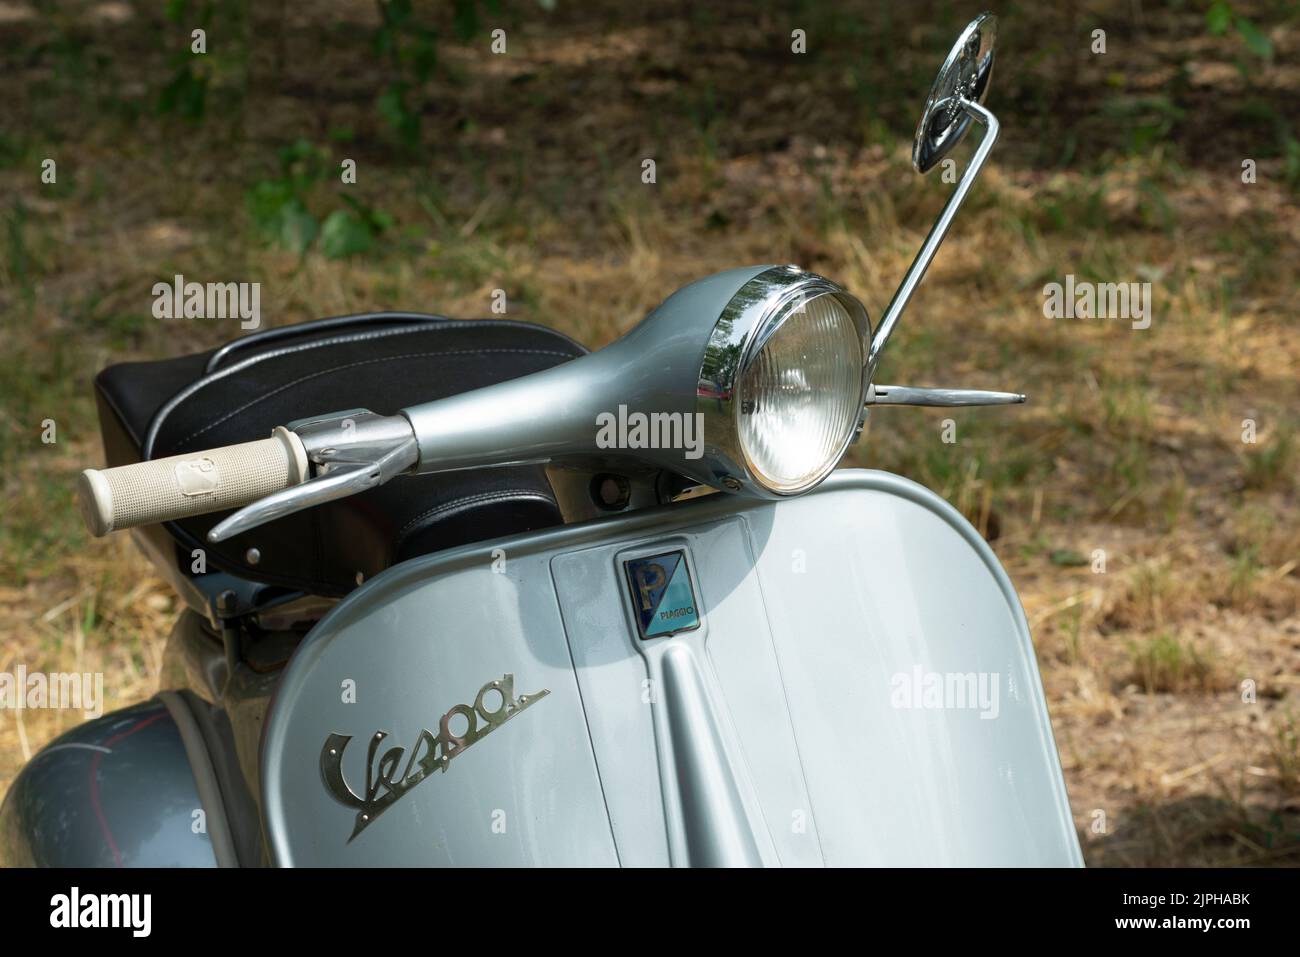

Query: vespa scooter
[1,13,1083,867]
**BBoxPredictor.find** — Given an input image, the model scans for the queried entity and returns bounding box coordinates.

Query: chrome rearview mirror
[912,13,997,174]
[864,12,1000,384]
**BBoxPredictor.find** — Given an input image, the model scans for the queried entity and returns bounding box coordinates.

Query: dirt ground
[0,1,1297,865]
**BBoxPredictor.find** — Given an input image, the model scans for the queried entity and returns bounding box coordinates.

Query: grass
[1270,712,1300,788]
[0,0,1298,866]
[1127,632,1225,695]
[1242,426,1297,491]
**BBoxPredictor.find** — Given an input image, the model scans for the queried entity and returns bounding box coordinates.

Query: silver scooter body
[264,469,1081,866]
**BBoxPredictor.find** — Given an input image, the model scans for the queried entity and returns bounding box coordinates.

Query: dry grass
[1,0,1297,865]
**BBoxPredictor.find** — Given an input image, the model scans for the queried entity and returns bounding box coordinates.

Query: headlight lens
[736,293,864,492]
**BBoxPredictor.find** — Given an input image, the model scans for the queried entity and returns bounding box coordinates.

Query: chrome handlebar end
[207,410,419,543]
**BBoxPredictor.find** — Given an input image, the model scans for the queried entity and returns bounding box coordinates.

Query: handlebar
[77,427,309,537]
[72,373,1022,543]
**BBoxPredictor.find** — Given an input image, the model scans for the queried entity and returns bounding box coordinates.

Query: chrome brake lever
[207,440,417,543]
[866,384,1026,407]
[207,410,419,543]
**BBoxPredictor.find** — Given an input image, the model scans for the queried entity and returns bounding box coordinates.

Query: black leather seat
[94,314,587,597]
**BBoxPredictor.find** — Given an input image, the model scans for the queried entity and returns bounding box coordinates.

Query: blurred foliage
[373,0,504,149]
[158,0,211,121]
[146,0,535,153]
[246,140,392,257]
[1206,0,1275,62]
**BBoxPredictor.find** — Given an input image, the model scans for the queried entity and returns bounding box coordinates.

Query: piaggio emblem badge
[320,673,549,842]
[624,549,701,639]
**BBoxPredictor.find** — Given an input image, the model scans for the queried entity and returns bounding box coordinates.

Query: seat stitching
[209,315,587,373]
[143,320,584,458]
[208,313,450,373]
[145,325,447,458]
[168,348,575,449]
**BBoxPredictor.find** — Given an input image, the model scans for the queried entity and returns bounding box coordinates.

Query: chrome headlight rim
[696,265,872,497]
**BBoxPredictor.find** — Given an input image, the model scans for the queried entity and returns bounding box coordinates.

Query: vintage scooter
[2,14,1082,866]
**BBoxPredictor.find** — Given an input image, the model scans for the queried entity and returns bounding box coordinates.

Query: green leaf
[277,139,327,190]
[453,0,479,41]
[339,193,393,234]
[247,180,292,230]
[1205,0,1232,35]
[1234,18,1273,59]
[320,210,373,258]
[247,182,318,254]
[376,87,402,125]
[276,201,319,255]
[157,64,208,121]
[410,37,438,82]
[1049,549,1088,568]
[381,0,413,27]
[377,85,420,148]
[1283,135,1300,189]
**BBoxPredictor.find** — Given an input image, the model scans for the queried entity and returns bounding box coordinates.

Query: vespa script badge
[320,673,549,841]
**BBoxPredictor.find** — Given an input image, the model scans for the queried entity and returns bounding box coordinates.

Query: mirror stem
[865,99,1000,383]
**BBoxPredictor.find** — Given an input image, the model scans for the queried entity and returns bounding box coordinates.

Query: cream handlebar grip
[77,427,310,537]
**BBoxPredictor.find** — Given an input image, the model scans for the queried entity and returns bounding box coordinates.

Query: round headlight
[736,293,865,492]
[694,265,871,498]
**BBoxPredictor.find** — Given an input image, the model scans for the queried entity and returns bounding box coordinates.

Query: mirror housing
[913,12,998,174]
